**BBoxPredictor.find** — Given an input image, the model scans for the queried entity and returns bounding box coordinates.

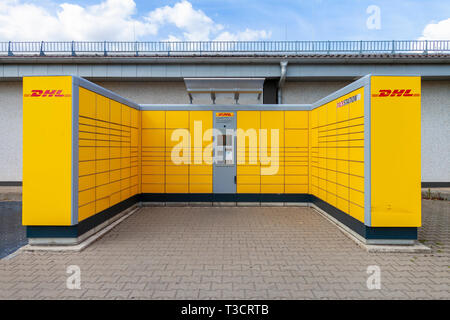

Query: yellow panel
[190,184,212,193]
[285,166,308,175]
[96,184,110,200]
[285,175,308,185]
[79,188,95,207]
[237,165,260,175]
[142,184,165,193]
[96,197,110,214]
[95,147,109,160]
[23,76,73,226]
[285,185,308,193]
[337,185,349,200]
[79,87,96,118]
[336,198,349,214]
[110,100,121,124]
[78,175,95,192]
[337,172,349,187]
[261,175,284,185]
[110,158,121,170]
[370,76,421,227]
[166,165,189,175]
[96,94,110,122]
[349,189,364,207]
[141,175,164,184]
[350,175,364,192]
[110,169,121,182]
[110,192,121,205]
[349,161,364,177]
[237,175,260,184]
[142,111,165,128]
[130,108,139,128]
[78,202,95,222]
[95,159,109,173]
[96,172,109,186]
[261,185,284,193]
[237,111,260,130]
[189,175,212,184]
[285,111,308,129]
[349,203,364,222]
[190,165,212,175]
[121,104,131,127]
[166,111,189,128]
[79,161,95,176]
[142,129,165,147]
[110,181,120,194]
[237,185,260,193]
[285,130,308,148]
[166,184,189,193]
[142,165,165,175]
[166,175,188,184]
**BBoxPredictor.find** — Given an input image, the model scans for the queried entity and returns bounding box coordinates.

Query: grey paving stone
[0,201,448,300]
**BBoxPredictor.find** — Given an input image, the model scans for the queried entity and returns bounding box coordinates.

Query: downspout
[277,61,288,104]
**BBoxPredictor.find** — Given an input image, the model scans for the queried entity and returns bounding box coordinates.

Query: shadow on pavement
[0,201,27,259]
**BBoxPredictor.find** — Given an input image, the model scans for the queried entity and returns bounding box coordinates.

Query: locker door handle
[234,176,236,184]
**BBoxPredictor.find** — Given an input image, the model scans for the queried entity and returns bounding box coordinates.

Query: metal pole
[7,41,13,56]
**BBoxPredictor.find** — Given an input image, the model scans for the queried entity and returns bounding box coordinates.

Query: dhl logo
[216,112,234,117]
[371,89,420,97]
[24,90,71,98]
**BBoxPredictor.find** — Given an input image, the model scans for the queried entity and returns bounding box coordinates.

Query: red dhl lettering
[216,112,233,117]
[24,89,71,98]
[371,89,420,97]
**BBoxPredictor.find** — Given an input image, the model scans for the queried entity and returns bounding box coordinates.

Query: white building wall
[0,82,22,181]
[420,81,450,182]
[0,80,448,182]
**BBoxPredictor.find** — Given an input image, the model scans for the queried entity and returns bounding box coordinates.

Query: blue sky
[0,0,449,41]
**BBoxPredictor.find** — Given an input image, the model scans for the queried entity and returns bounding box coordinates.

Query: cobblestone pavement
[0,200,449,300]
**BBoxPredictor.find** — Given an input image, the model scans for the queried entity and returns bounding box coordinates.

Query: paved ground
[0,187,21,201]
[0,200,448,300]
[0,201,27,259]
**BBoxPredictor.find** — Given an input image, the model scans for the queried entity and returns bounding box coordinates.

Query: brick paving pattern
[0,200,449,299]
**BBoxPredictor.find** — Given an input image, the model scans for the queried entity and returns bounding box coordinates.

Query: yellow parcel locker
[166,110,189,128]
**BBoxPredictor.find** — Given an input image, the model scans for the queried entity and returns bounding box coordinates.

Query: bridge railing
[1,40,449,56]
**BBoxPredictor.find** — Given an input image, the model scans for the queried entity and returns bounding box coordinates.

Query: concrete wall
[0,81,22,181]
[0,79,448,182]
[421,81,450,182]
[282,81,352,104]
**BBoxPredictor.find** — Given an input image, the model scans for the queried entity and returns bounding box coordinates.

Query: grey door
[213,112,236,193]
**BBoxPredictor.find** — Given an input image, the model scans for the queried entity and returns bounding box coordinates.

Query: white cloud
[146,0,223,41]
[419,18,450,40]
[0,0,157,41]
[0,0,271,42]
[215,29,272,41]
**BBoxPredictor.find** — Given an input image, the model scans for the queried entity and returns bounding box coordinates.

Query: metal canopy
[184,78,264,104]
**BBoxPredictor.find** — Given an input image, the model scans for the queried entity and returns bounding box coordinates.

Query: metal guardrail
[1,40,449,56]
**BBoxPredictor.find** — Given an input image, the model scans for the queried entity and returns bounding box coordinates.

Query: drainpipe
[277,61,288,104]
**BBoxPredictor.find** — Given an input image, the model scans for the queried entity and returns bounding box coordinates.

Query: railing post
[359,40,363,54]
[39,41,45,56]
[7,41,13,56]
[135,41,138,56]
[424,40,428,54]
[104,41,107,57]
[327,40,330,54]
[71,41,76,56]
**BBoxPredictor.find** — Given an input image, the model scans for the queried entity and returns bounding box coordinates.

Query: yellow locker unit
[308,75,421,244]
[23,76,141,243]
[23,75,421,245]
